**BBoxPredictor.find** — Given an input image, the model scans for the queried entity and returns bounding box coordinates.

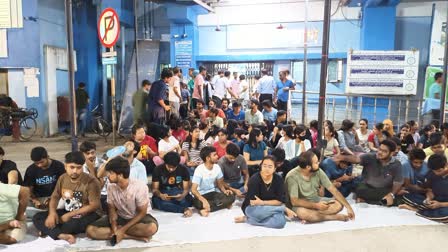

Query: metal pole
[111,48,117,146]
[301,0,309,124]
[439,6,448,126]
[317,0,332,147]
[134,0,140,90]
[65,0,77,151]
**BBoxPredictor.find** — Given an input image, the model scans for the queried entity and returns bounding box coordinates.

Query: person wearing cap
[0,183,29,244]
[245,99,264,125]
[227,101,245,121]
[86,157,158,244]
[122,141,148,183]
[151,152,193,217]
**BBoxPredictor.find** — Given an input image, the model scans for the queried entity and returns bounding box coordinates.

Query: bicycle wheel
[19,117,37,141]
[93,118,112,137]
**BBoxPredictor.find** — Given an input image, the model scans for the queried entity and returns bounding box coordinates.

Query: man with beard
[87,157,158,244]
[218,143,249,198]
[334,139,404,206]
[245,99,264,125]
[33,152,101,244]
[285,151,355,223]
[221,98,231,115]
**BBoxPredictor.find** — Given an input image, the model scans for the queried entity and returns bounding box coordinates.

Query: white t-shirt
[158,136,180,153]
[356,129,372,152]
[240,80,249,100]
[192,164,223,195]
[324,138,339,157]
[169,75,181,103]
[214,77,231,99]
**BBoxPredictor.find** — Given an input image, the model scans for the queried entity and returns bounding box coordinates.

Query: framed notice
[345,50,420,95]
[175,40,192,68]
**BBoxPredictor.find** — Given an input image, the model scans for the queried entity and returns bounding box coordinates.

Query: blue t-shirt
[148,79,168,108]
[227,110,245,121]
[428,83,441,99]
[232,139,246,155]
[262,108,278,122]
[181,88,190,102]
[276,80,294,102]
[320,158,352,181]
[243,142,267,161]
[401,160,429,185]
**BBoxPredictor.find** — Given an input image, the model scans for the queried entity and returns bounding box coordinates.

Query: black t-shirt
[0,160,23,184]
[242,172,285,214]
[152,164,190,191]
[400,134,415,153]
[23,159,66,198]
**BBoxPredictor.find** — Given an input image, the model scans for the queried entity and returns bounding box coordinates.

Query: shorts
[2,221,27,242]
[89,214,158,231]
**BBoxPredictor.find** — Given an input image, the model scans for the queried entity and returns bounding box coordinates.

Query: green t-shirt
[285,168,332,203]
[0,183,20,223]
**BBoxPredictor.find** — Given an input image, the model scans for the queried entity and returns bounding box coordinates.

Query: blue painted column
[360,6,397,50]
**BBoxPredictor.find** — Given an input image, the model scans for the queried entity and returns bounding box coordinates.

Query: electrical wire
[341,5,361,28]
[331,0,342,17]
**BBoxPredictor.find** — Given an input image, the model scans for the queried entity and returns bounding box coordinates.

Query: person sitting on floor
[218,143,249,198]
[86,157,158,244]
[400,154,448,224]
[334,139,403,206]
[0,147,23,184]
[122,141,148,183]
[320,157,357,198]
[401,148,429,194]
[234,156,297,229]
[285,151,355,223]
[152,152,193,217]
[32,151,101,244]
[131,123,158,175]
[424,132,448,161]
[24,147,65,211]
[213,128,230,159]
[0,183,29,244]
[191,146,236,217]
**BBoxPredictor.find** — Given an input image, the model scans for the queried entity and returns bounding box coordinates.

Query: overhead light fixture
[173,34,180,38]
[276,24,284,29]
[182,33,188,38]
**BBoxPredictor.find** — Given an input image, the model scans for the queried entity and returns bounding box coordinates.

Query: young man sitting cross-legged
[86,157,158,244]
[0,183,29,244]
[285,150,355,223]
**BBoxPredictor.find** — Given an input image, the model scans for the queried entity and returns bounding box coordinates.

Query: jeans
[227,180,245,193]
[245,205,286,229]
[32,209,100,240]
[403,193,448,223]
[149,107,166,125]
[151,188,193,213]
[193,191,235,212]
[77,108,87,135]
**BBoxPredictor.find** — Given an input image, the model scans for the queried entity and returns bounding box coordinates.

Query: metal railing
[287,90,424,129]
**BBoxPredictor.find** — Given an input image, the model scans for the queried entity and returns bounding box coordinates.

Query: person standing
[148,68,172,124]
[213,71,237,108]
[256,69,276,105]
[75,82,89,137]
[429,72,443,99]
[192,66,206,108]
[132,80,151,124]
[230,72,240,97]
[169,68,182,118]
[275,71,294,111]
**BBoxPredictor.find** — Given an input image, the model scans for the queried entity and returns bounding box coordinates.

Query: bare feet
[227,204,233,209]
[398,204,417,212]
[356,198,365,203]
[199,209,209,217]
[285,208,298,220]
[58,234,76,244]
[234,216,247,223]
[183,208,193,218]
[9,220,21,229]
[123,233,150,243]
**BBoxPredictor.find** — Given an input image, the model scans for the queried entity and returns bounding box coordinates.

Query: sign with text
[346,50,420,95]
[175,40,193,68]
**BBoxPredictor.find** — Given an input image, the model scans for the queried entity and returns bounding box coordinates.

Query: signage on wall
[345,50,420,95]
[175,40,193,68]
[429,7,446,66]
[97,8,120,48]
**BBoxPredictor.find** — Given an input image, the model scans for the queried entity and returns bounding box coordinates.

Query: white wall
[7,69,26,108]
[397,1,447,17]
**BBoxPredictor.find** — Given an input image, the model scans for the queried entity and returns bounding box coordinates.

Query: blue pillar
[360,6,397,50]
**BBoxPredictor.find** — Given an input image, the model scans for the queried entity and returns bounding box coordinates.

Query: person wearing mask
[148,68,172,124]
[284,125,312,161]
[132,80,151,124]
[275,71,294,111]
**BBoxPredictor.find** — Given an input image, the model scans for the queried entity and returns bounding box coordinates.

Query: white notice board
[345,50,420,95]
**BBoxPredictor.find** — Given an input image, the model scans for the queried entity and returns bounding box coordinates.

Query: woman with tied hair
[383,119,395,137]
[243,128,268,176]
[234,156,297,229]
[356,118,371,153]
[284,125,312,160]
[368,123,389,152]
[337,119,362,155]
[275,125,294,150]
[181,125,207,175]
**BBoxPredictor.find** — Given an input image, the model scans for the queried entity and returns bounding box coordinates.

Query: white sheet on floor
[2,200,441,252]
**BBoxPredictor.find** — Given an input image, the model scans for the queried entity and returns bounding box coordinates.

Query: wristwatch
[390,193,395,199]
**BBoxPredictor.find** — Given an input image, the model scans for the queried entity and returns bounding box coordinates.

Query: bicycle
[0,107,38,141]
[90,104,112,138]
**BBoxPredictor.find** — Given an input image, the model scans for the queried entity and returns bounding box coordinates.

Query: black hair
[227,119,238,137]
[429,132,444,147]
[199,66,207,72]
[196,99,205,106]
[374,123,384,131]
[261,69,268,75]
[428,154,447,170]
[310,120,318,129]
[173,67,180,75]
[441,122,448,131]
[234,128,248,137]
[262,100,273,108]
[200,146,216,162]
[161,68,174,79]
[205,74,211,82]
[79,141,96,153]
[185,125,204,151]
[283,125,295,139]
[217,128,228,136]
[341,119,355,131]
[294,125,306,138]
[239,75,246,81]
[400,124,410,131]
[260,155,277,167]
[407,120,416,128]
[31,147,48,162]
[105,156,130,178]
[217,70,224,74]
[232,101,241,108]
[65,151,86,165]
[132,123,145,135]
[248,128,262,149]
[250,98,260,107]
[435,72,443,81]
[380,139,398,153]
[159,125,170,139]
[408,148,426,161]
[209,107,219,115]
[141,79,151,87]
[226,143,240,158]
[164,152,181,167]
[277,110,286,118]
[271,148,285,162]
[78,82,86,88]
[297,151,316,169]
[224,71,231,77]
[0,146,4,156]
[221,98,230,105]
[359,118,369,128]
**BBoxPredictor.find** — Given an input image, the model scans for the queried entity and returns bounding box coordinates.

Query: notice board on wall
[345,50,420,95]
[429,7,446,66]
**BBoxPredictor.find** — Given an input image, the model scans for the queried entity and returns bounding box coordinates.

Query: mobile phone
[381,198,388,205]
[326,201,336,205]
[110,235,117,246]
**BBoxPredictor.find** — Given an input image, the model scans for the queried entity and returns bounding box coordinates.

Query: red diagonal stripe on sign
[102,13,115,42]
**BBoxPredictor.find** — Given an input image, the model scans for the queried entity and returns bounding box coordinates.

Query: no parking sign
[97,8,120,48]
